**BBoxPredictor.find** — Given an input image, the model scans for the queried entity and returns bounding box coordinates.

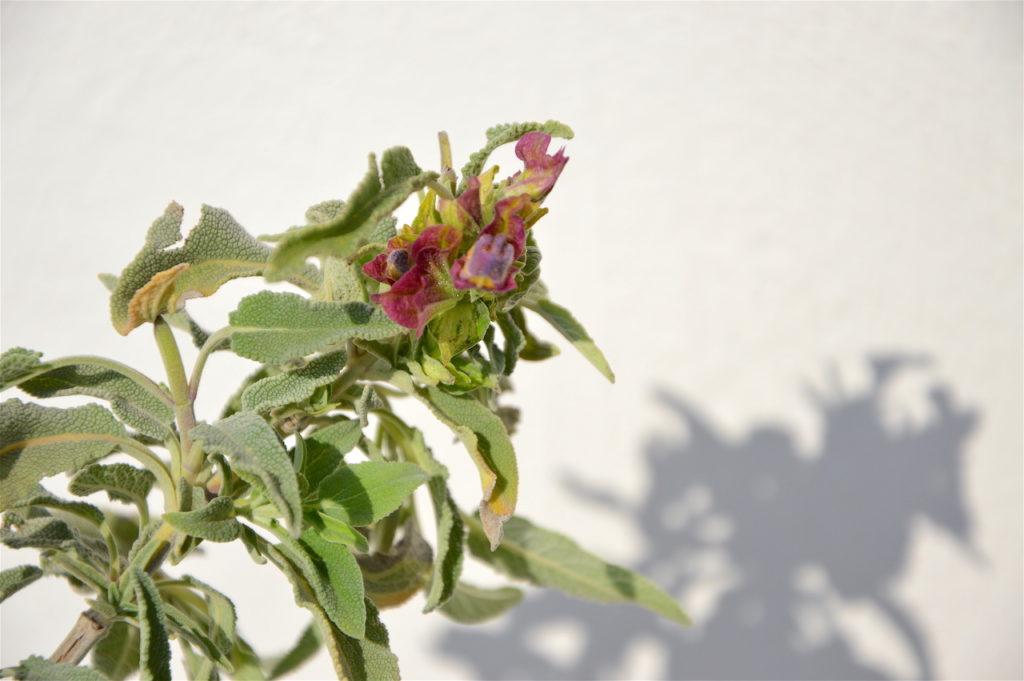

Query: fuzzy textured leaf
[0,348,42,385]
[92,621,140,681]
[273,528,366,639]
[407,431,465,613]
[320,257,368,303]
[0,564,42,603]
[229,291,403,365]
[301,420,363,493]
[438,581,524,624]
[0,400,126,510]
[467,515,689,626]
[0,515,76,550]
[164,497,241,543]
[526,298,614,382]
[131,567,173,681]
[69,463,154,507]
[9,488,105,527]
[267,622,319,680]
[391,374,518,549]
[191,413,302,535]
[241,351,347,413]
[267,149,437,280]
[11,657,107,681]
[358,526,433,609]
[0,349,175,439]
[110,203,276,335]
[317,461,428,527]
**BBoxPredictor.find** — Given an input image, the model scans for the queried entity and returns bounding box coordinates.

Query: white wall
[1,3,1020,679]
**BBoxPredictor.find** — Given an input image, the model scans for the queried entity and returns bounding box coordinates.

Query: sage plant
[0,122,688,681]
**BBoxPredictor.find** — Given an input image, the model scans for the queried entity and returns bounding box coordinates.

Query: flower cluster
[362,132,568,334]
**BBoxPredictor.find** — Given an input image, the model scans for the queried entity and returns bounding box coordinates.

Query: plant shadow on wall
[438,354,979,680]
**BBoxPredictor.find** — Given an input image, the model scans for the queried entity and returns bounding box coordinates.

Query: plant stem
[49,609,109,666]
[112,435,177,510]
[154,317,199,480]
[188,326,233,401]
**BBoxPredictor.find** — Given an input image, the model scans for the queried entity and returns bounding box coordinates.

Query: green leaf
[1,349,175,439]
[317,461,428,527]
[191,412,302,536]
[511,307,560,361]
[466,515,689,626]
[240,351,347,413]
[358,524,433,609]
[163,603,233,675]
[179,640,217,681]
[0,400,126,510]
[0,564,42,603]
[9,488,105,527]
[69,463,154,508]
[159,573,239,667]
[92,621,140,681]
[261,541,398,681]
[187,577,237,657]
[0,348,43,385]
[267,621,319,680]
[230,637,266,681]
[320,257,369,303]
[380,146,423,188]
[305,200,346,225]
[273,528,366,639]
[438,581,524,624]
[406,431,465,613]
[496,312,524,376]
[228,291,403,365]
[267,150,437,280]
[109,203,278,335]
[301,420,363,493]
[390,374,518,549]
[315,512,369,553]
[10,656,108,681]
[0,514,76,550]
[131,567,173,681]
[332,599,400,681]
[164,497,241,542]
[525,298,614,382]
[459,120,574,191]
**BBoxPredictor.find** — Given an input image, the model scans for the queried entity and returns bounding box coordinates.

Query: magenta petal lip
[366,225,461,332]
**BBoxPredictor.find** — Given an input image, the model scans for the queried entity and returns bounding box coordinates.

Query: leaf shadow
[436,353,980,680]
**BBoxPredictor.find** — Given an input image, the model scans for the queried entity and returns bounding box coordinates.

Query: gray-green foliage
[240,351,347,413]
[10,656,109,681]
[69,463,154,508]
[191,413,302,535]
[0,564,43,603]
[164,497,240,542]
[0,122,687,681]
[131,568,173,681]
[266,148,437,281]
[0,400,126,509]
[438,582,524,624]
[466,515,690,626]
[228,292,403,365]
[0,348,175,439]
[525,297,615,383]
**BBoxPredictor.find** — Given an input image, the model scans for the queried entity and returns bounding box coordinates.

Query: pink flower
[500,132,569,203]
[451,195,530,292]
[363,225,461,333]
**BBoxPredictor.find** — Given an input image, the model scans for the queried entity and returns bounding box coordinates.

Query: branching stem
[49,609,109,666]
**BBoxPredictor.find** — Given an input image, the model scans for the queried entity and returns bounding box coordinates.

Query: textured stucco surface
[1,2,1021,679]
